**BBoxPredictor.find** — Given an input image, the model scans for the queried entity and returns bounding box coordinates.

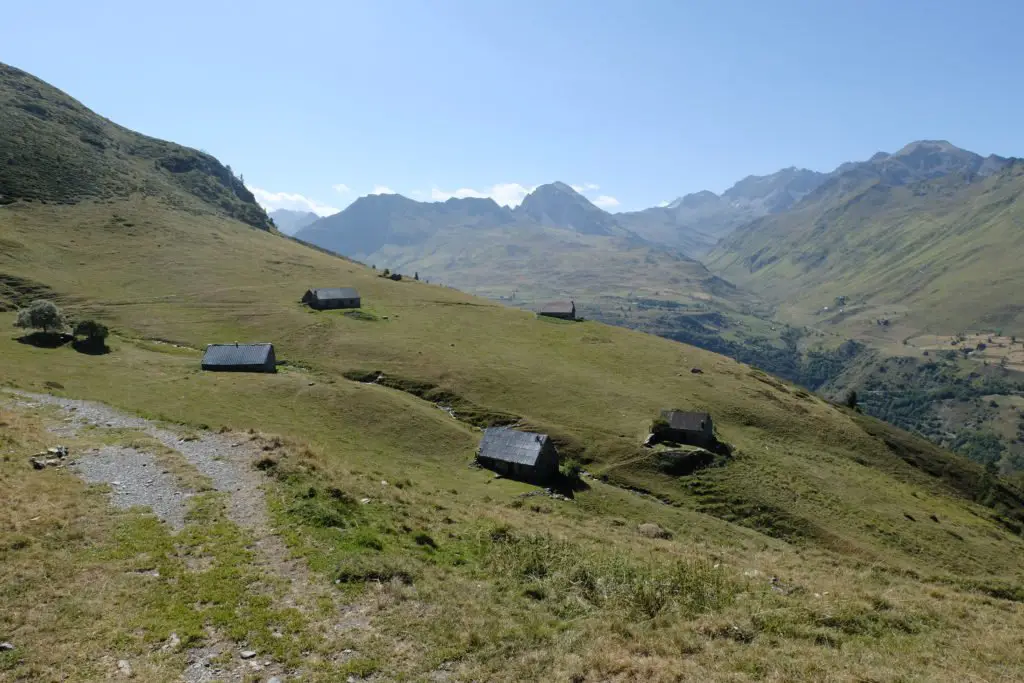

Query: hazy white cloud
[370,185,396,195]
[332,183,351,194]
[428,182,540,207]
[248,186,339,216]
[571,183,600,193]
[658,200,670,208]
[593,195,621,209]
[430,187,488,202]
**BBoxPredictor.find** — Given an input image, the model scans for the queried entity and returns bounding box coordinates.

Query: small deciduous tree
[74,320,109,345]
[559,457,583,482]
[14,300,66,334]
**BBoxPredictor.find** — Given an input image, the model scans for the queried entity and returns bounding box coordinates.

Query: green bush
[73,319,109,342]
[559,458,583,481]
[650,416,671,438]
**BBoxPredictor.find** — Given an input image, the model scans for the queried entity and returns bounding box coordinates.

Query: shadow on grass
[72,339,111,355]
[549,473,591,499]
[16,332,72,349]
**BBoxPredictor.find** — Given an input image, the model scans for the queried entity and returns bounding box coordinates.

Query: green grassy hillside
[706,163,1024,336]
[0,63,270,230]
[3,196,1024,679]
[2,68,1024,681]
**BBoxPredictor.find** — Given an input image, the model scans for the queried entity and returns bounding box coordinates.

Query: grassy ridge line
[0,62,271,229]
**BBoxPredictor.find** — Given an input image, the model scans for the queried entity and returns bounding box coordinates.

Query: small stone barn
[538,300,576,320]
[201,343,277,373]
[658,410,714,447]
[301,287,361,310]
[477,427,560,484]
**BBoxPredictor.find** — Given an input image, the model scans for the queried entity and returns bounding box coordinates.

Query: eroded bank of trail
[4,390,373,681]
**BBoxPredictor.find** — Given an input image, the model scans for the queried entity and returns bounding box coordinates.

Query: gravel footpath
[73,446,192,530]
[5,390,377,682]
[10,391,268,531]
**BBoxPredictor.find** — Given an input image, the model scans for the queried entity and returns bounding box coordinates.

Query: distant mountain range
[296,169,842,259]
[270,209,320,235]
[295,181,641,258]
[295,181,757,316]
[297,140,1013,263]
[294,139,1024,334]
[706,140,1022,333]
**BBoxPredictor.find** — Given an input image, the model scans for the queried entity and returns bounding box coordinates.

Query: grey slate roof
[661,410,710,431]
[539,300,575,315]
[312,287,360,300]
[202,343,274,366]
[478,427,549,466]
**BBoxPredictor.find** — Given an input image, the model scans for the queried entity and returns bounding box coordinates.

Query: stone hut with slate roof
[538,300,576,320]
[201,343,276,373]
[658,409,714,447]
[477,427,560,484]
[302,287,361,310]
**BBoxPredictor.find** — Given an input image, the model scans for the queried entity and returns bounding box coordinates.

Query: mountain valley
[1,62,1023,681]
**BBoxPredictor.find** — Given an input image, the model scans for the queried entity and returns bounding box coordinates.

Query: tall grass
[478,525,742,620]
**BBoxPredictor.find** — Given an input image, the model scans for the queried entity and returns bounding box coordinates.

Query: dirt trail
[5,390,372,681]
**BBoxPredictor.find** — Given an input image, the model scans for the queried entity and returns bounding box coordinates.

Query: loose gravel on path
[6,389,370,681]
[10,391,268,531]
[72,445,192,530]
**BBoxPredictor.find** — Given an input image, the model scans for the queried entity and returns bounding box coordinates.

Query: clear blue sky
[4,0,1023,215]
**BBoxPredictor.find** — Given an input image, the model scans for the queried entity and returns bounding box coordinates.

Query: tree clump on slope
[73,319,110,352]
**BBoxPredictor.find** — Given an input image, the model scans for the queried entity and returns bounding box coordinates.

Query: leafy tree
[414,271,419,281]
[559,458,583,482]
[382,268,390,277]
[15,300,66,334]
[74,319,109,344]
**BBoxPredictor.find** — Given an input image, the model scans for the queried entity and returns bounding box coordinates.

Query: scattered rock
[642,433,656,448]
[29,445,69,469]
[0,642,13,651]
[691,367,704,374]
[637,522,672,539]
[930,514,940,523]
[117,659,133,678]
[240,650,257,659]
[269,677,284,683]
[359,498,371,504]
[161,632,180,651]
